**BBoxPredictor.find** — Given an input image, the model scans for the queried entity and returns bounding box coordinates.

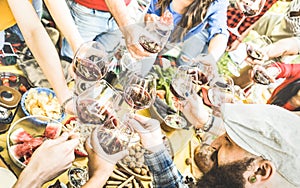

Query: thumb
[48,132,70,145]
[127,118,148,134]
[111,150,129,162]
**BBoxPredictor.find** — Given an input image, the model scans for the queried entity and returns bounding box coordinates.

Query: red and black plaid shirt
[227,0,278,45]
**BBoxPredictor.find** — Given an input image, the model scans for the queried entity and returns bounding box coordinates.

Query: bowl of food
[20,87,66,124]
[7,115,63,168]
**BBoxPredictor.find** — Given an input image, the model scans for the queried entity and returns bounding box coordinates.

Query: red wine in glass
[139,35,162,53]
[169,84,186,101]
[74,57,107,81]
[76,99,113,124]
[124,84,152,110]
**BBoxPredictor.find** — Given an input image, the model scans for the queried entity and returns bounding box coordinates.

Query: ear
[252,160,276,184]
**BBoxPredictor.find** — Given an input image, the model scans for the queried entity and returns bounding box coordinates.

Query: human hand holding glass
[164,65,198,129]
[208,75,235,117]
[88,118,133,164]
[128,114,165,153]
[251,61,281,85]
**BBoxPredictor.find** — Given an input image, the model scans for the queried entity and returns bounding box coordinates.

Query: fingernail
[61,132,69,139]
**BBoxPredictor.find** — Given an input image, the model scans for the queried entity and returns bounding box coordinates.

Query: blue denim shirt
[144,149,188,188]
[147,0,229,42]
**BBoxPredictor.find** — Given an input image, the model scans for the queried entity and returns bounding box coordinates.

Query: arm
[206,0,229,61]
[227,25,255,52]
[263,37,300,58]
[43,0,84,53]
[81,141,115,188]
[7,0,74,112]
[182,93,225,136]
[129,114,186,188]
[105,0,151,58]
[144,149,186,188]
[275,63,300,79]
[208,33,228,62]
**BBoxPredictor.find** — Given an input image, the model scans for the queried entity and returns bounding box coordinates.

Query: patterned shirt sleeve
[144,149,188,188]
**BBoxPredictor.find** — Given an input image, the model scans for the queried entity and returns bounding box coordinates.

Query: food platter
[0,72,33,94]
[117,136,173,181]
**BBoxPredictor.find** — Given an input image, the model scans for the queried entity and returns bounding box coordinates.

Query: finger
[85,137,94,156]
[131,113,152,124]
[127,118,147,134]
[57,137,80,154]
[112,150,129,162]
[46,132,70,146]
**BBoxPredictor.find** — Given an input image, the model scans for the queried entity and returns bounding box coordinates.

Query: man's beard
[195,158,255,188]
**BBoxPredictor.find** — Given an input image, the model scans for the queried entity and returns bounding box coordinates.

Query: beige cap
[221,103,300,186]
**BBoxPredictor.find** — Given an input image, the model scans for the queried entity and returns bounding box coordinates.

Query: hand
[251,65,276,85]
[68,62,77,80]
[81,139,116,188]
[226,40,241,52]
[182,93,210,129]
[120,23,152,59]
[128,114,164,153]
[144,13,160,23]
[88,129,129,164]
[14,132,79,188]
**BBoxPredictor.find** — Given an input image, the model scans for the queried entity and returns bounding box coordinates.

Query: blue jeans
[9,0,43,41]
[61,0,122,59]
[176,29,209,65]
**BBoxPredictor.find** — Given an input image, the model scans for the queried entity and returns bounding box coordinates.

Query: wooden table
[0,65,196,187]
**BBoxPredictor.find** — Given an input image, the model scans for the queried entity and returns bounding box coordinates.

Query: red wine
[74,58,107,81]
[139,35,162,53]
[197,71,208,85]
[124,85,152,110]
[76,99,113,124]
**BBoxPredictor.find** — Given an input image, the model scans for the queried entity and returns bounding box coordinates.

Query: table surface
[0,65,198,187]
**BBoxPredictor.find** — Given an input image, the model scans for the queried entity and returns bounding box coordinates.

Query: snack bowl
[20,87,66,124]
[7,115,63,169]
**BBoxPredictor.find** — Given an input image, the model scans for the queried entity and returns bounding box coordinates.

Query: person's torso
[74,0,131,11]
[147,0,228,40]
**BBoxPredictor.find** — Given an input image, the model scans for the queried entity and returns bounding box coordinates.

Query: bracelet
[60,97,73,113]
[203,113,214,132]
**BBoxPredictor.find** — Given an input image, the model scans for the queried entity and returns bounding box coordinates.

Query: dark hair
[155,0,214,42]
[270,78,300,111]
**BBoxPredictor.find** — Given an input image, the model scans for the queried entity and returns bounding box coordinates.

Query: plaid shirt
[227,0,278,45]
[144,149,188,188]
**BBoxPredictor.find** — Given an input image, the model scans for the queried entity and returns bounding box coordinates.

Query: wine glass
[208,75,235,117]
[75,80,119,125]
[246,35,272,62]
[141,10,173,54]
[123,73,156,112]
[91,118,134,155]
[192,54,217,86]
[252,61,281,85]
[164,65,198,129]
[228,0,265,38]
[72,41,110,95]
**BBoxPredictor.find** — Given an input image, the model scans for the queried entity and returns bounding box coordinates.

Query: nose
[210,135,223,150]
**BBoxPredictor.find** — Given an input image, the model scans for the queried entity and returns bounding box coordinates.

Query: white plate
[0,167,17,188]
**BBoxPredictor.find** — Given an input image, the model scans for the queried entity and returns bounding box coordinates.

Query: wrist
[15,167,44,188]
[60,96,73,114]
[145,143,166,154]
[200,112,214,132]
